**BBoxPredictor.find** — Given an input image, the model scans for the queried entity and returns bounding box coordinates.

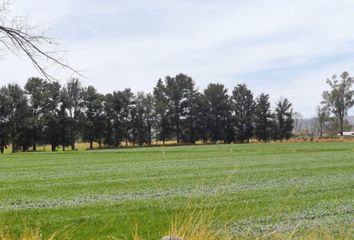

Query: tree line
[0,74,295,153]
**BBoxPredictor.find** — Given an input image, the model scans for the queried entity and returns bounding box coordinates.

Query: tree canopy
[321,72,354,136]
[0,75,297,153]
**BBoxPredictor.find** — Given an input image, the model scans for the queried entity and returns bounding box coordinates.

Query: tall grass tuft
[0,228,42,240]
[1,215,353,240]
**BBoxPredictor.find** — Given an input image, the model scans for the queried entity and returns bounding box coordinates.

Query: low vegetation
[0,142,353,239]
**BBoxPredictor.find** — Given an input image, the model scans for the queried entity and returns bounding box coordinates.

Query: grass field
[0,142,353,239]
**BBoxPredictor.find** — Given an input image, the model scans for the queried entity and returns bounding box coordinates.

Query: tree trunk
[12,140,16,153]
[71,142,75,151]
[176,120,180,144]
[33,124,37,151]
[89,140,93,150]
[190,127,196,144]
[340,118,344,136]
[115,131,119,147]
[51,144,56,152]
[62,144,65,151]
[148,127,152,146]
[132,131,135,147]
[125,121,128,147]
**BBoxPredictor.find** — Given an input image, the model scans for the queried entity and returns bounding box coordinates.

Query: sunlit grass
[0,142,353,239]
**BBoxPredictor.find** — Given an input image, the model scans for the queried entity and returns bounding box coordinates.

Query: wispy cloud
[2,0,354,117]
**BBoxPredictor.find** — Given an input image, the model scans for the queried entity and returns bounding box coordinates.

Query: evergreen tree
[254,93,273,142]
[120,89,135,147]
[143,93,155,146]
[164,74,196,143]
[109,91,124,147]
[0,87,11,153]
[231,84,256,143]
[131,93,146,146]
[82,86,105,149]
[183,91,200,144]
[42,81,62,152]
[24,77,48,151]
[4,84,31,152]
[65,78,85,150]
[0,73,311,152]
[133,92,155,146]
[203,83,230,143]
[153,79,171,144]
[102,93,116,147]
[193,94,209,143]
[275,98,294,141]
[58,87,71,151]
[104,89,134,147]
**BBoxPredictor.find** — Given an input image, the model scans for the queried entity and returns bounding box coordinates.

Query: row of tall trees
[0,74,295,153]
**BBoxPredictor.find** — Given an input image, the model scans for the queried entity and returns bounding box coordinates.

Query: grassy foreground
[0,142,353,239]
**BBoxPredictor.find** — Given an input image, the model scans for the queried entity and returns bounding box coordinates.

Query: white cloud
[2,0,354,117]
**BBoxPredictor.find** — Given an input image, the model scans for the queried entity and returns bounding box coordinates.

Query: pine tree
[275,98,294,141]
[254,93,273,142]
[232,84,256,143]
[203,83,230,143]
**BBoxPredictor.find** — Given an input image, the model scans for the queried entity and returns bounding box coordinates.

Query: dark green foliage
[103,89,134,147]
[2,84,31,152]
[275,98,294,141]
[254,93,273,142]
[232,84,256,143]
[203,83,231,143]
[153,79,171,144]
[24,77,49,151]
[0,73,303,152]
[120,89,135,147]
[154,74,198,144]
[42,81,62,151]
[0,87,11,153]
[165,74,197,143]
[182,91,200,144]
[193,94,209,143]
[64,78,85,150]
[102,93,116,147]
[82,86,105,149]
[130,92,155,146]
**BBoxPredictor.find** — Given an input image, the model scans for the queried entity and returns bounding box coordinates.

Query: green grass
[0,142,353,239]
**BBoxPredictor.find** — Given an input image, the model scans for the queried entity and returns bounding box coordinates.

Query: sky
[2,0,354,117]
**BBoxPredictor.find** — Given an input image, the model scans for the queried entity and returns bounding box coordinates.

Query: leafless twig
[0,1,83,80]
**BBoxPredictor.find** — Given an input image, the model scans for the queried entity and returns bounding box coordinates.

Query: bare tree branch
[0,1,83,81]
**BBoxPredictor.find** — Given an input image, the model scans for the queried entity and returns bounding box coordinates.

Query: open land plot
[0,142,353,239]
